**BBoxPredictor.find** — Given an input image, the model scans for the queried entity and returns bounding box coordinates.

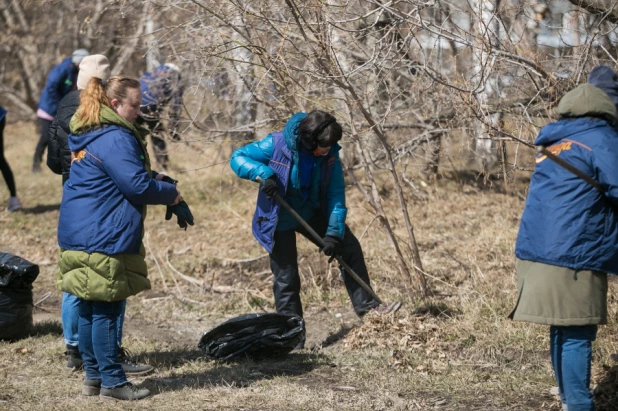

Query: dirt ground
[1,121,618,410]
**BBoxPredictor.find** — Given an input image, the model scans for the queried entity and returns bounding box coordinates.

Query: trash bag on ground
[198,313,305,361]
[0,253,39,288]
[0,253,40,340]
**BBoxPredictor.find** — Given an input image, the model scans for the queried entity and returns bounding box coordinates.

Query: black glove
[261,177,278,199]
[166,201,194,230]
[321,236,341,257]
[161,175,178,185]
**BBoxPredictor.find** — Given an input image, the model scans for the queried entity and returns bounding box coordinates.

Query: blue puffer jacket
[38,58,78,116]
[230,113,347,240]
[515,88,618,274]
[58,124,177,255]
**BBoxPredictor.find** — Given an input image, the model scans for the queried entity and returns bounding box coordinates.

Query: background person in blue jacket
[230,110,383,328]
[137,63,184,170]
[0,107,21,211]
[47,54,111,186]
[510,80,618,411]
[33,48,89,173]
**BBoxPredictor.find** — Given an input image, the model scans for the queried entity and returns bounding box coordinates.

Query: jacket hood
[557,83,616,123]
[282,111,341,156]
[68,124,117,152]
[535,117,612,146]
[68,105,151,172]
[283,112,308,153]
[588,65,618,109]
[538,82,616,146]
[70,104,146,136]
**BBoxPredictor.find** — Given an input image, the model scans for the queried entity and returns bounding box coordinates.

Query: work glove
[261,177,278,199]
[161,175,178,185]
[321,236,341,257]
[166,200,194,230]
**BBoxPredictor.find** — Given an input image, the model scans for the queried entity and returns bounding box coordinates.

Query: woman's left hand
[172,187,183,206]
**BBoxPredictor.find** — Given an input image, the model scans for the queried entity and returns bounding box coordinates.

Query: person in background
[33,49,89,173]
[0,107,21,211]
[511,81,618,411]
[230,110,398,349]
[57,76,180,400]
[137,63,184,170]
[47,54,109,185]
[46,55,153,376]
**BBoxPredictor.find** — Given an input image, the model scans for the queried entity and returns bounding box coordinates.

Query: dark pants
[270,214,379,318]
[0,118,16,196]
[78,299,127,389]
[136,114,168,169]
[33,118,52,164]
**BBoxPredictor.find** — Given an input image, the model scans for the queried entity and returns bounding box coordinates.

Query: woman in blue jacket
[231,110,381,326]
[511,80,618,410]
[57,75,179,401]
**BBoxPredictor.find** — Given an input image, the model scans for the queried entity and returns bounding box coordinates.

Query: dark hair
[298,110,342,151]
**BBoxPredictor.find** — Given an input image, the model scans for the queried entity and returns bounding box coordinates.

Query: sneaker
[118,347,154,376]
[82,379,101,396]
[65,345,83,370]
[6,196,22,212]
[99,382,151,401]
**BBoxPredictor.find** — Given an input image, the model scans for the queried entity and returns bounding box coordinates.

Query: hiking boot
[6,196,22,212]
[82,379,101,396]
[99,382,151,401]
[118,347,154,376]
[65,345,83,370]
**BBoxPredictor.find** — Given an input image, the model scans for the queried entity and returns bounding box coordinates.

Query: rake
[256,177,402,313]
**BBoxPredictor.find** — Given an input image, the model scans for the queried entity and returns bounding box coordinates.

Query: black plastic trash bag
[198,313,305,361]
[0,253,40,341]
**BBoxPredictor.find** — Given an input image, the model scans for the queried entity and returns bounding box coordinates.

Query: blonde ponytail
[76,77,109,126]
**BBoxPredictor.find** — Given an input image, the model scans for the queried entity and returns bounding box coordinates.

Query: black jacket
[47,90,80,184]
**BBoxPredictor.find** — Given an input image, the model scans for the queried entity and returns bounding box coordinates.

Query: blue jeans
[78,299,127,388]
[550,325,597,411]
[63,292,125,348]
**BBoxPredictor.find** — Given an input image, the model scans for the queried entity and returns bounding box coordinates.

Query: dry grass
[1,121,617,410]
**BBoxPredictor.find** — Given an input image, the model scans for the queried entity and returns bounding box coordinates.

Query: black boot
[65,345,83,370]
